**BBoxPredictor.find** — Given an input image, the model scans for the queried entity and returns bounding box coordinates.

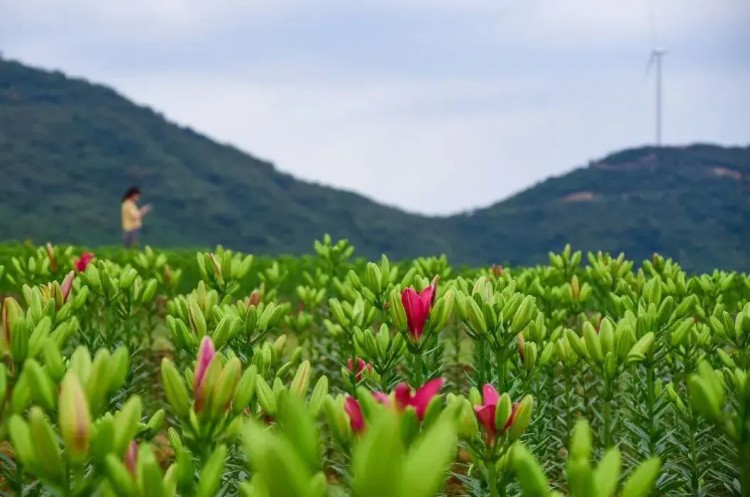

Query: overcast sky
[2,0,749,214]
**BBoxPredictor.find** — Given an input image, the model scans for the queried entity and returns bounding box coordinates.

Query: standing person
[121,186,151,249]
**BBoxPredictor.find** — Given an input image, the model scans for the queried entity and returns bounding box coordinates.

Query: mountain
[446,145,750,272]
[0,58,445,258]
[1,58,748,272]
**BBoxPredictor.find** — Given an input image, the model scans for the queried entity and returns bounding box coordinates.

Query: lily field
[0,238,749,497]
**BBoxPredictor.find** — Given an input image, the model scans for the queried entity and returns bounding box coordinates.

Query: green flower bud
[161,358,190,418]
[665,383,686,413]
[209,357,241,418]
[512,443,550,497]
[604,352,618,380]
[136,444,165,497]
[8,415,36,468]
[309,375,329,417]
[621,457,661,497]
[24,358,56,410]
[599,319,615,356]
[508,395,533,441]
[626,332,655,365]
[232,365,258,414]
[583,322,603,364]
[188,298,207,337]
[196,445,227,497]
[511,295,535,334]
[717,349,735,369]
[496,393,513,432]
[118,268,138,290]
[113,396,143,455]
[457,398,479,439]
[255,376,277,416]
[144,409,166,439]
[323,395,351,445]
[688,376,721,421]
[105,454,137,497]
[141,279,158,304]
[466,298,487,335]
[90,414,116,461]
[86,348,112,416]
[290,360,311,398]
[565,329,588,359]
[594,448,621,497]
[59,372,92,462]
[28,316,52,358]
[29,407,65,481]
[670,318,693,347]
[569,419,592,461]
[69,346,92,384]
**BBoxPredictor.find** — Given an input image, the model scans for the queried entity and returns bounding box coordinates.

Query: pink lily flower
[376,378,444,420]
[401,282,437,341]
[473,384,520,443]
[346,358,372,382]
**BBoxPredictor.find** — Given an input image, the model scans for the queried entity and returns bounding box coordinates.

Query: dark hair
[121,186,141,202]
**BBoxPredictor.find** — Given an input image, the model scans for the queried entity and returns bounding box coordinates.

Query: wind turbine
[646,48,667,146]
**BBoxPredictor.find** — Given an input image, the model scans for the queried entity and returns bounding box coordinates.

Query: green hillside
[1,58,748,271]
[448,144,750,271]
[0,58,443,258]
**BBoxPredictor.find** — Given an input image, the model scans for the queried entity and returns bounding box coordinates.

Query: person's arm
[139,204,152,217]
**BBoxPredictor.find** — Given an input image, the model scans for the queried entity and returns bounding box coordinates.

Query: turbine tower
[646,48,667,146]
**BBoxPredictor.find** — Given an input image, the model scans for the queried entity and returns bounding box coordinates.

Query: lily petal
[412,378,444,419]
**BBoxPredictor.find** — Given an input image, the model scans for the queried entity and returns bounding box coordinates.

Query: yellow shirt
[121,199,142,231]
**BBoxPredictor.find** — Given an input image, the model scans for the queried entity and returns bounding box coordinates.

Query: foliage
[0,238,749,497]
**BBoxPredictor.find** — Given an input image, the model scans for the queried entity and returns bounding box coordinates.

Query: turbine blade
[644,53,656,79]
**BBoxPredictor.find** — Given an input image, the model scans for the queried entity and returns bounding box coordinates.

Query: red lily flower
[61,271,75,302]
[473,384,519,442]
[401,282,437,341]
[74,252,95,272]
[193,336,215,412]
[378,378,444,420]
[344,396,365,434]
[346,358,372,382]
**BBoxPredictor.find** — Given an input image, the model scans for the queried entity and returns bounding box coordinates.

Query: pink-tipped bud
[518,334,526,362]
[194,336,216,392]
[61,271,75,302]
[46,243,58,271]
[492,264,503,277]
[124,441,138,476]
[247,290,261,307]
[344,396,365,434]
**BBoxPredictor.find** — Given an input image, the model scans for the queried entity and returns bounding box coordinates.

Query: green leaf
[352,409,404,497]
[400,414,457,497]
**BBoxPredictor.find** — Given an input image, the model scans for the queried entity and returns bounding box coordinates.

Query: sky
[2,0,749,215]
